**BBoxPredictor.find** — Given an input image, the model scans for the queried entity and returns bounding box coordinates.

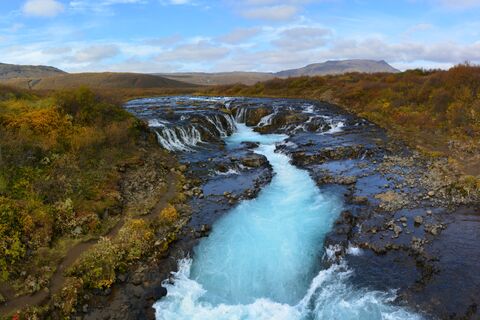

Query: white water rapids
[153,123,423,320]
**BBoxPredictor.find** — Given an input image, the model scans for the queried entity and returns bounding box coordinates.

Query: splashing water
[154,124,423,320]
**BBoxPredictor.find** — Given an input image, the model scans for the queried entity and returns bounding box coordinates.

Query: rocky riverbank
[84,96,479,320]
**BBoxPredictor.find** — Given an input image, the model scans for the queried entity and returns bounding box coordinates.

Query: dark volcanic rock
[240,154,268,168]
[106,96,480,320]
[245,107,273,126]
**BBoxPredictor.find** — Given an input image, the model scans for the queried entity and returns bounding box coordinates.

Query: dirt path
[0,172,178,317]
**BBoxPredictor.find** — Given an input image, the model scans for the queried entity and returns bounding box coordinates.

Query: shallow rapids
[154,123,423,320]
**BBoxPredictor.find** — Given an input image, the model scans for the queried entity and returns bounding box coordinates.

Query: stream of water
[154,123,423,320]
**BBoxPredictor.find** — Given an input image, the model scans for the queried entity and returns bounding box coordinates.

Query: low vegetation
[0,85,187,318]
[202,64,480,176]
[0,86,145,283]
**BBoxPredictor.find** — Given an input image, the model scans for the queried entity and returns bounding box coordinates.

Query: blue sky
[1,0,480,73]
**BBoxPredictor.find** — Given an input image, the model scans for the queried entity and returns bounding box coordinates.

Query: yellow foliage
[160,204,179,224]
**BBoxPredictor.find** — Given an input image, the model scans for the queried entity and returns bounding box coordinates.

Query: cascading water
[152,113,236,151]
[257,113,275,127]
[153,123,423,320]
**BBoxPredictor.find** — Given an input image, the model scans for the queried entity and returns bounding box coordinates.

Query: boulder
[245,107,273,126]
[414,216,424,226]
[241,154,268,168]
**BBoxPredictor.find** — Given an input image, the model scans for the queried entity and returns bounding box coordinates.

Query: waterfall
[154,126,203,151]
[257,113,275,127]
[152,113,236,151]
[235,107,248,123]
[204,114,237,138]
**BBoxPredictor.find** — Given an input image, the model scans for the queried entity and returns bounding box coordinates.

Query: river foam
[154,123,423,320]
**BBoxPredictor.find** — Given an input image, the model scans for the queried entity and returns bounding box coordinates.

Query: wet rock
[414,216,424,226]
[375,191,409,212]
[255,110,309,133]
[425,224,443,236]
[291,145,371,166]
[216,163,229,172]
[338,210,355,225]
[241,141,260,149]
[200,224,212,236]
[411,236,425,253]
[245,107,273,126]
[393,225,403,238]
[131,273,143,286]
[132,286,144,299]
[351,196,368,205]
[241,154,268,168]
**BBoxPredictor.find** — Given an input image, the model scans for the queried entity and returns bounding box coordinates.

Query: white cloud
[71,44,120,62]
[22,0,65,17]
[156,41,230,62]
[242,5,298,20]
[232,0,317,21]
[218,27,262,44]
[272,26,332,49]
[69,0,146,13]
[437,0,480,8]
[169,0,192,4]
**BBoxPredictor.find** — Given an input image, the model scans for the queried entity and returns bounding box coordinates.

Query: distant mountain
[2,72,196,90]
[0,60,400,89]
[156,72,275,86]
[159,60,399,86]
[0,62,66,80]
[275,59,400,77]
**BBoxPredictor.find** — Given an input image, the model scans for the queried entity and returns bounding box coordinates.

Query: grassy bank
[0,86,187,318]
[201,64,480,176]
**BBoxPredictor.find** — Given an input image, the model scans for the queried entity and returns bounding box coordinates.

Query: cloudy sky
[1,0,480,73]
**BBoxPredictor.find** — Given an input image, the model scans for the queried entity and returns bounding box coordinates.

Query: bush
[0,86,149,284]
[160,205,179,224]
[69,219,154,289]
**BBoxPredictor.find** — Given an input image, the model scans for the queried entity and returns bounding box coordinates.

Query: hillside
[0,86,188,318]
[275,59,400,77]
[0,62,65,80]
[157,60,399,86]
[157,72,275,86]
[1,72,196,90]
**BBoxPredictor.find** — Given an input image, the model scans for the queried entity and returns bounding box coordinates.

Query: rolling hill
[275,59,400,77]
[1,72,196,90]
[0,62,66,80]
[158,60,399,85]
[0,60,400,89]
[156,72,275,86]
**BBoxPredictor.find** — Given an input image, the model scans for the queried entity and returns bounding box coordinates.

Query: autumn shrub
[70,237,119,289]
[117,219,154,262]
[0,197,26,280]
[69,219,154,289]
[0,86,151,284]
[160,204,179,224]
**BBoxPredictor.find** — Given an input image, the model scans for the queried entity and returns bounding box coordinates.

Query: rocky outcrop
[290,145,373,166]
[255,111,309,133]
[245,107,273,126]
[240,154,268,168]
